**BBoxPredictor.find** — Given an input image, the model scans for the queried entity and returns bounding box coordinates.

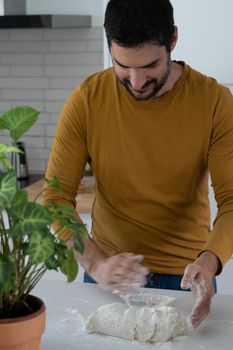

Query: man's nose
[129,70,147,90]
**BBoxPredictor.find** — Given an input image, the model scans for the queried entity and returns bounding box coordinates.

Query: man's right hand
[90,252,149,293]
[68,237,149,293]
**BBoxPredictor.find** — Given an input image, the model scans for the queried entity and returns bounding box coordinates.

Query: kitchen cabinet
[26,0,103,26]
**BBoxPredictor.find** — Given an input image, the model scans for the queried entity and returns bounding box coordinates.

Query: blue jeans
[84,271,217,292]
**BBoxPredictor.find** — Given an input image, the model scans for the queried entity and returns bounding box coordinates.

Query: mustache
[123,78,156,91]
[115,57,172,101]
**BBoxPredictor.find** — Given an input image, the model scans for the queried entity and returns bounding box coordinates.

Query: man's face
[110,42,172,101]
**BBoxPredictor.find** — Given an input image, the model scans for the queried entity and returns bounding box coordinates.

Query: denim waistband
[145,272,217,292]
[84,271,217,292]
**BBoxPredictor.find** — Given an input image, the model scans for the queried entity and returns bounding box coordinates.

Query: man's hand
[181,251,220,328]
[68,237,149,293]
[90,252,149,293]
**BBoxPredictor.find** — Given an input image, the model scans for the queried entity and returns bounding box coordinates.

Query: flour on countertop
[118,291,175,306]
[66,307,86,325]
[85,303,188,343]
[66,307,81,315]
[157,341,174,350]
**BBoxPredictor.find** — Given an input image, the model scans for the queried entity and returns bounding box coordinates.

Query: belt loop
[148,272,156,286]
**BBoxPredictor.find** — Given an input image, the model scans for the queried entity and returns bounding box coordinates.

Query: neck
[156,61,183,98]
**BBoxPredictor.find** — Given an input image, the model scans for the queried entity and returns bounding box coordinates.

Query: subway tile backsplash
[0,27,103,174]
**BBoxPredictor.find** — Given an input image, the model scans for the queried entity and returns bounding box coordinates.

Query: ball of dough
[85,303,188,343]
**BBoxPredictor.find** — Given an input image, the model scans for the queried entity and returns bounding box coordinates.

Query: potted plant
[0,106,89,350]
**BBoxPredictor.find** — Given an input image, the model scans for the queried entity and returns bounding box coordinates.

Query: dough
[85,303,188,343]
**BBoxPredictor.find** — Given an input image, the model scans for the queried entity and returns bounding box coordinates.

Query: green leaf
[55,218,88,254]
[73,232,85,254]
[9,202,51,236]
[0,143,23,170]
[0,157,11,169]
[54,241,67,255]
[0,170,17,211]
[0,253,14,291]
[0,106,40,142]
[0,142,23,157]
[66,220,90,239]
[55,242,68,269]
[0,143,23,154]
[26,230,54,264]
[47,203,75,221]
[60,249,78,282]
[45,256,60,270]
[11,188,28,206]
[45,176,63,193]
[76,223,90,239]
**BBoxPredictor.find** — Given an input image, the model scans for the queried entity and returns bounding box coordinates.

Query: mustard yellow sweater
[44,62,233,274]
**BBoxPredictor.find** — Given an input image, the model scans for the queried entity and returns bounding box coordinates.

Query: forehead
[110,42,167,68]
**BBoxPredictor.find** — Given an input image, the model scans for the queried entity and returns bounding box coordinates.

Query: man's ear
[170,25,178,52]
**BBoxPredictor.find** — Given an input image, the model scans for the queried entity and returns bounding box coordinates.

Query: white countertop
[34,278,233,350]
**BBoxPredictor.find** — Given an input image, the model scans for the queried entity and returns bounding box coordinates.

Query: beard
[117,57,172,101]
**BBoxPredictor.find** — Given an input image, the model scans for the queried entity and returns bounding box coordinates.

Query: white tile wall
[0,27,103,174]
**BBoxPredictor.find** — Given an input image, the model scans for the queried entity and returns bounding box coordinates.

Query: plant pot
[0,295,46,350]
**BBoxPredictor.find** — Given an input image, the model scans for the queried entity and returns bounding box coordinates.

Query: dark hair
[104,0,175,51]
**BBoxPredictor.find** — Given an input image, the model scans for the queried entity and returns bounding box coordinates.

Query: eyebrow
[114,58,159,69]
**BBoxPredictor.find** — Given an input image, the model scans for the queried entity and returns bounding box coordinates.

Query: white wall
[26,0,103,27]
[0,0,3,15]
[103,0,111,68]
[171,0,233,85]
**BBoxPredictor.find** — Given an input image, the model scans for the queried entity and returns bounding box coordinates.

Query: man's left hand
[181,250,220,328]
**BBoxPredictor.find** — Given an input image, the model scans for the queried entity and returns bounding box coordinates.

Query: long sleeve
[43,86,89,240]
[205,87,233,269]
